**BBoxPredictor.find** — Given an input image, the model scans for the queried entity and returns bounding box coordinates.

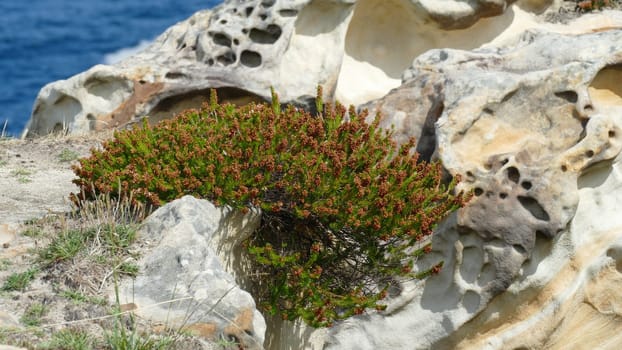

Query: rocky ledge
[4,0,622,349]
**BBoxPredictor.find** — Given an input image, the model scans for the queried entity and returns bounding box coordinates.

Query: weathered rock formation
[321,25,622,350]
[114,196,265,349]
[22,0,622,349]
[24,0,552,137]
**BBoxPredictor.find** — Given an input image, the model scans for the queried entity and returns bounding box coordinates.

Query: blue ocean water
[0,0,222,137]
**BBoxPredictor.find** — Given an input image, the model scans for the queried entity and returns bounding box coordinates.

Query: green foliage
[38,224,139,278]
[2,267,38,292]
[60,289,107,305]
[44,328,93,350]
[72,88,467,327]
[58,148,80,162]
[20,303,48,327]
[104,319,173,350]
[575,0,617,11]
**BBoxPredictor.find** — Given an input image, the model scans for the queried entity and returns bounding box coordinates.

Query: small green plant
[58,148,80,162]
[11,168,32,176]
[43,328,93,350]
[20,302,48,327]
[2,267,38,292]
[0,258,11,271]
[60,289,107,305]
[38,228,86,266]
[11,168,33,183]
[72,88,468,327]
[117,261,140,277]
[38,224,138,269]
[21,226,43,238]
[575,0,617,11]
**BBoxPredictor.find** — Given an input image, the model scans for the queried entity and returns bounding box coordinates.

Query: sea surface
[0,0,222,137]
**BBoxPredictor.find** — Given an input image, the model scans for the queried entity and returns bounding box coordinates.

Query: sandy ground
[0,135,108,226]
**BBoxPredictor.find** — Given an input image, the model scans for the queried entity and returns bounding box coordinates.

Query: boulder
[319,24,622,350]
[114,195,265,349]
[24,0,555,137]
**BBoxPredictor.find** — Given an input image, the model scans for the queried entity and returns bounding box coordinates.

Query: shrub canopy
[72,89,467,327]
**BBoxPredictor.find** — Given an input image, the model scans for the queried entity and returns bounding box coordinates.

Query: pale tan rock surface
[321,17,622,350]
[24,0,561,137]
[13,1,622,350]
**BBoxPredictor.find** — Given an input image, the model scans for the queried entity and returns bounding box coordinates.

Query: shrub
[72,88,468,327]
[575,0,617,11]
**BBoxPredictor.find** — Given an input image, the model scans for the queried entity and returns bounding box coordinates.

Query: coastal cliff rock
[16,1,622,349]
[320,26,622,350]
[25,0,550,137]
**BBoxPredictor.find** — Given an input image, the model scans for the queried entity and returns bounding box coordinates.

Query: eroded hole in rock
[589,64,622,107]
[33,94,83,135]
[279,9,298,17]
[606,248,622,273]
[212,32,232,47]
[474,188,484,196]
[554,90,578,103]
[501,158,509,166]
[242,28,248,34]
[499,193,508,199]
[512,244,527,255]
[216,51,236,65]
[507,166,520,184]
[149,87,264,125]
[240,50,262,68]
[478,263,495,287]
[462,290,481,314]
[86,113,97,131]
[501,90,517,103]
[561,164,568,172]
[609,130,616,138]
[416,100,443,162]
[52,123,65,134]
[259,13,268,21]
[460,246,484,284]
[583,104,593,111]
[84,76,131,102]
[521,181,532,190]
[207,58,214,66]
[261,0,275,7]
[521,229,554,276]
[578,159,613,189]
[585,150,595,158]
[518,196,550,221]
[249,25,282,44]
[165,72,187,80]
[220,19,227,25]
[233,38,239,45]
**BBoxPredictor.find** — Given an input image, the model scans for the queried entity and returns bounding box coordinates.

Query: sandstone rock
[114,195,265,349]
[24,0,556,137]
[319,25,622,350]
[0,346,27,350]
